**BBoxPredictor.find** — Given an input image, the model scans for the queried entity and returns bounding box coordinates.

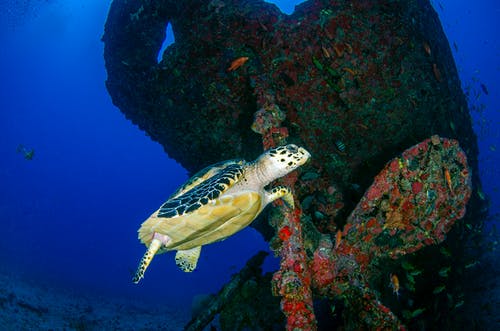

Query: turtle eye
[286,144,298,153]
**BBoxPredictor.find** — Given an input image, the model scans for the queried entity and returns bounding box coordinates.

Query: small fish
[453,41,459,52]
[16,144,35,160]
[464,261,479,269]
[476,188,485,200]
[440,247,451,257]
[410,308,426,318]
[480,83,489,95]
[444,168,453,193]
[227,56,249,71]
[301,171,320,181]
[333,44,344,57]
[334,140,346,154]
[423,41,431,56]
[489,144,496,152]
[433,285,446,294]
[312,57,324,71]
[409,269,422,276]
[389,274,400,297]
[335,229,342,249]
[342,67,356,76]
[321,46,331,58]
[314,211,326,220]
[438,266,451,277]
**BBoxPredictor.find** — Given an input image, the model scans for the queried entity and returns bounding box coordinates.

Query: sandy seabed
[0,272,189,331]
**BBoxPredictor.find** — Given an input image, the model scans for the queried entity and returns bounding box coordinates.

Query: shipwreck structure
[103,0,487,329]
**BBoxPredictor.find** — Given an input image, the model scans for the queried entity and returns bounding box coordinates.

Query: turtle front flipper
[175,246,202,272]
[133,238,162,284]
[267,186,294,209]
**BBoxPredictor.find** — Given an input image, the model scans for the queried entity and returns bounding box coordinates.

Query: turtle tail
[133,238,161,284]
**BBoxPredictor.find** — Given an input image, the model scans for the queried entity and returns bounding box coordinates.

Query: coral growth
[262,122,471,329]
[255,116,472,329]
[103,0,481,189]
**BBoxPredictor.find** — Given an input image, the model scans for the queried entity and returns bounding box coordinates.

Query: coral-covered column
[272,187,317,331]
[253,86,317,330]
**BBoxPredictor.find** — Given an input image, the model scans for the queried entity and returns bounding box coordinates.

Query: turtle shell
[158,159,245,218]
[166,159,244,203]
[138,159,263,251]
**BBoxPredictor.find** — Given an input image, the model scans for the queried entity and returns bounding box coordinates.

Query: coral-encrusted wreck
[103,0,486,329]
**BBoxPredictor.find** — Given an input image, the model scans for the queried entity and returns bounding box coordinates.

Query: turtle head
[257,144,311,180]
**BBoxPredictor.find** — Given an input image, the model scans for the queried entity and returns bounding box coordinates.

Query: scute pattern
[157,163,245,218]
[169,159,244,199]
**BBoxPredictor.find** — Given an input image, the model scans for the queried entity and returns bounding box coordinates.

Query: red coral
[412,181,423,194]
[278,225,292,241]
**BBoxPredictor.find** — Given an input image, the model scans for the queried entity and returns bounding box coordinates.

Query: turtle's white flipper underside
[175,246,202,272]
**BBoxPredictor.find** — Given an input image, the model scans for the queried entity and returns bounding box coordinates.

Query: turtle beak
[133,238,161,284]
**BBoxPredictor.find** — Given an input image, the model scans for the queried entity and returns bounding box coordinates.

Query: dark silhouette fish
[16,144,35,160]
[480,83,489,95]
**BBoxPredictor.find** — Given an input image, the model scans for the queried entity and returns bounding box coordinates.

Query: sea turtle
[133,144,310,283]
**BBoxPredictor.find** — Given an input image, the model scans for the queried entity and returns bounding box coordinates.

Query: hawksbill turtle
[133,144,310,283]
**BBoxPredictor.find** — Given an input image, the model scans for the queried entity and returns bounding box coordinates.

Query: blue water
[0,0,498,326]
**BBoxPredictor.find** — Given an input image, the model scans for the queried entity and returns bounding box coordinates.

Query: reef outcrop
[103,0,487,329]
[103,0,479,184]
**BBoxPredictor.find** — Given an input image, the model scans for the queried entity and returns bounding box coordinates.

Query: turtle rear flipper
[133,238,161,283]
[175,246,202,272]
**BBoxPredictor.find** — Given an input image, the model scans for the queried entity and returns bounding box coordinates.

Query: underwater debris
[260,135,471,330]
[185,251,268,331]
[295,136,469,329]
